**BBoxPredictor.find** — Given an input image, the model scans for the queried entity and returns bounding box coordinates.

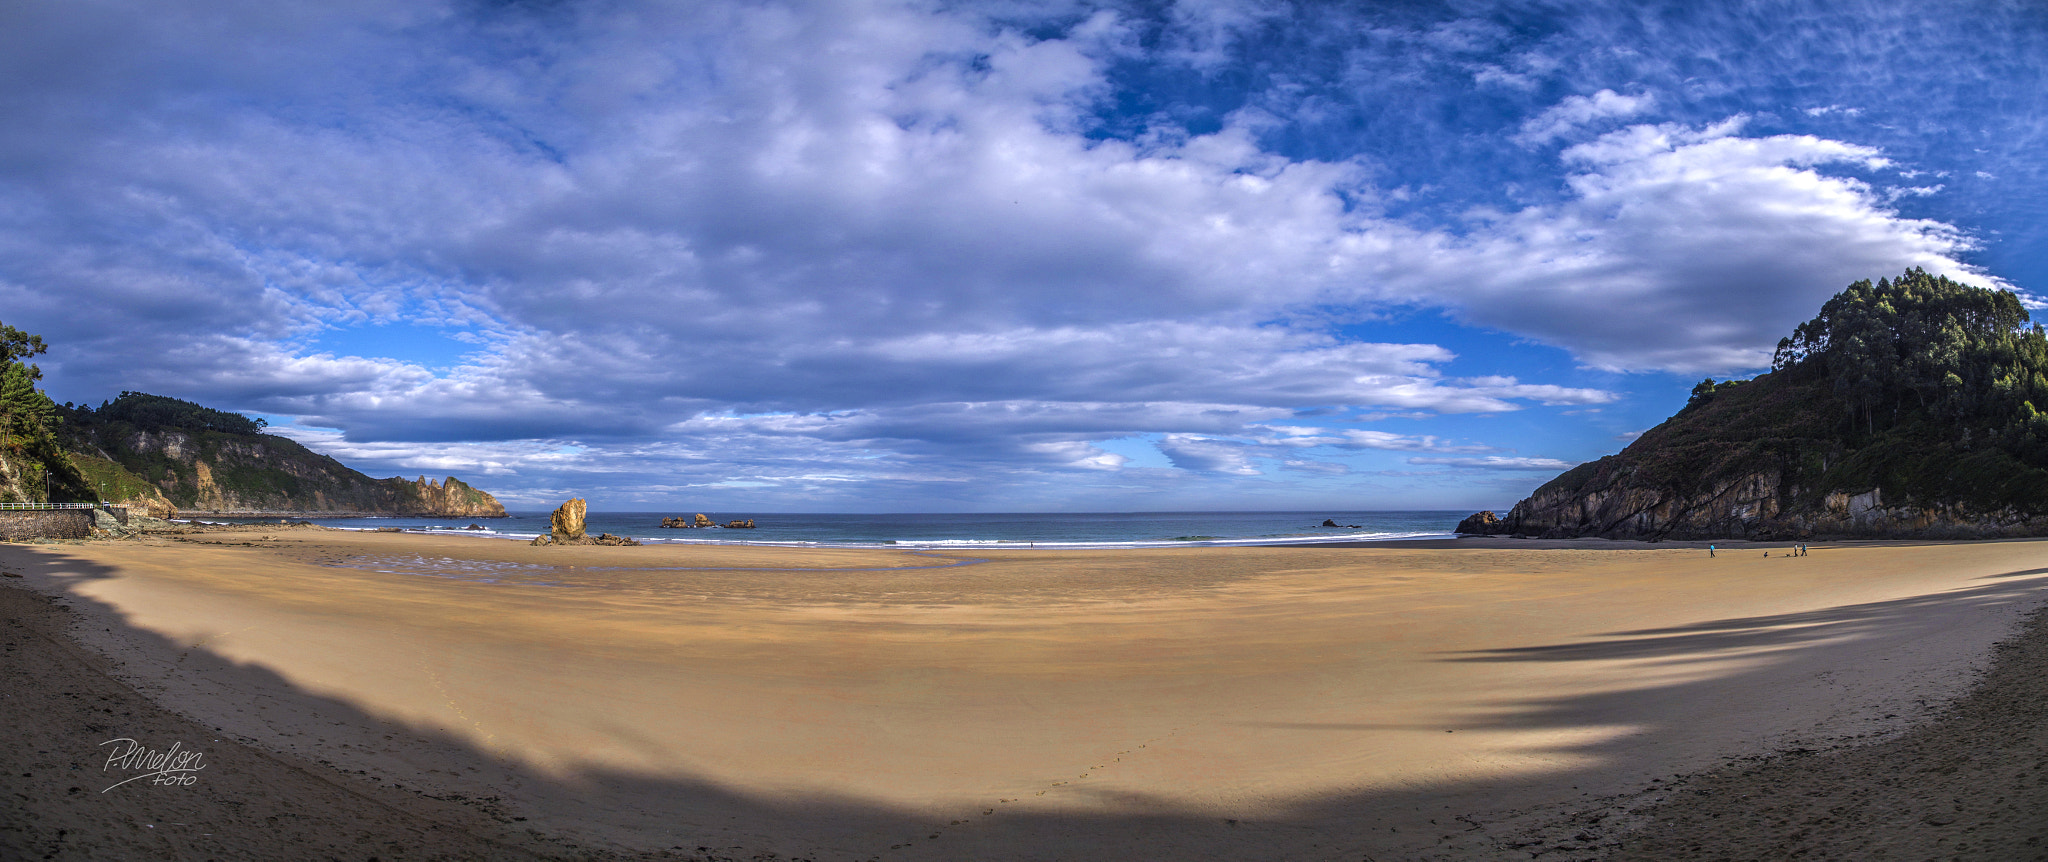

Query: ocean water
[199,510,1465,549]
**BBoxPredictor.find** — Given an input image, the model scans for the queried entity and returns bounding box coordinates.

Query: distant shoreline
[176,511,511,519]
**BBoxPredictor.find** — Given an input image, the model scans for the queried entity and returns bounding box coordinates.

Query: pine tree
[0,361,53,452]
[0,321,60,502]
[0,322,46,373]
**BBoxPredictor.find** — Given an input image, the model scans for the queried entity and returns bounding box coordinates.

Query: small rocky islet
[659,513,755,529]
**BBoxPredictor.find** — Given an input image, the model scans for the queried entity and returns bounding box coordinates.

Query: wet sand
[4,529,2046,860]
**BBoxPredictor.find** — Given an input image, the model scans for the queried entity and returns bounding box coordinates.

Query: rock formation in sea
[658,513,752,528]
[1460,270,2048,541]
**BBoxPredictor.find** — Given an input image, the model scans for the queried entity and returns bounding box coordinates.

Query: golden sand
[7,530,2046,859]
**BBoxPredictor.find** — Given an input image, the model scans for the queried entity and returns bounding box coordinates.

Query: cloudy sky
[7,0,2044,512]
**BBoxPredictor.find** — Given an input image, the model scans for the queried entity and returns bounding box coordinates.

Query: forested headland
[0,325,503,519]
[1463,269,2048,539]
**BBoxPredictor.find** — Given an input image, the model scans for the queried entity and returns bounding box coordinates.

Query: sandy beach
[5,528,2047,860]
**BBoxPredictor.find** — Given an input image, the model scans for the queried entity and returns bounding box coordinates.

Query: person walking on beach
[1708,544,1715,558]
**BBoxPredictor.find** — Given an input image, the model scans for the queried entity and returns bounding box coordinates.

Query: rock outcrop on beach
[1454,511,1503,534]
[551,498,586,542]
[53,393,508,518]
[1461,270,2048,541]
[530,498,639,546]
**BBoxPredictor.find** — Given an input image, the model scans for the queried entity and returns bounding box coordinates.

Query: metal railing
[0,502,122,510]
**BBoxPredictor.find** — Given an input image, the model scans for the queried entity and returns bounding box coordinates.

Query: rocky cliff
[1458,445,2048,541]
[1460,270,2048,541]
[62,421,506,519]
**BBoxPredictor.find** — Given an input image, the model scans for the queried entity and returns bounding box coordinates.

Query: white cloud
[1159,0,1289,70]
[1384,119,2001,372]
[1156,434,1262,475]
[1023,440,1129,471]
[1254,426,1490,453]
[1884,184,1944,202]
[1514,89,1656,145]
[1407,456,1579,471]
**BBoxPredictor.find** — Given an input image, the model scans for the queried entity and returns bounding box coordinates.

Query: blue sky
[5,0,2043,511]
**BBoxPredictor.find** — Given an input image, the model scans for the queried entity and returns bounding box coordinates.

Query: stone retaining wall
[0,509,92,540]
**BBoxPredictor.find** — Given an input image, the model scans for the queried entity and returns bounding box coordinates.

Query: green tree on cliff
[1771,267,2048,456]
[0,321,70,502]
[0,362,54,448]
[0,322,57,453]
[0,322,47,370]
[78,391,268,435]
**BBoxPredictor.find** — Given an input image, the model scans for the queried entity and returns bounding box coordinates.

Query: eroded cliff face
[397,475,507,519]
[1465,457,1803,540]
[1462,464,2048,541]
[66,426,506,518]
